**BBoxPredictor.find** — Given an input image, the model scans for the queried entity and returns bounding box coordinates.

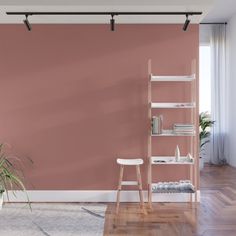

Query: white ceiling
[202,0,236,22]
[0,0,214,24]
[0,0,214,6]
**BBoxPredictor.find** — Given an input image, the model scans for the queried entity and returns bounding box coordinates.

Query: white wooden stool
[116,158,144,214]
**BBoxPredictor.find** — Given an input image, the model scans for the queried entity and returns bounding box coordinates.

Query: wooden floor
[104,164,236,236]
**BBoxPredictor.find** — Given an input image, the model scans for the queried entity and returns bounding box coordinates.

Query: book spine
[152,116,163,134]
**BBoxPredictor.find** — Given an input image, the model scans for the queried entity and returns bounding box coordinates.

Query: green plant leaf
[0,143,31,210]
[199,112,215,148]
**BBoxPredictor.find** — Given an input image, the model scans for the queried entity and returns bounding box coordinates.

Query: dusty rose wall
[0,24,199,190]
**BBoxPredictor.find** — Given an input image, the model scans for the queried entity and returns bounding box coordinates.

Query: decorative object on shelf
[173,123,195,135]
[175,103,195,108]
[151,156,194,164]
[152,180,195,193]
[199,112,215,170]
[152,116,158,134]
[175,145,180,162]
[152,129,195,137]
[186,153,194,162]
[153,160,166,163]
[0,143,31,210]
[152,115,163,134]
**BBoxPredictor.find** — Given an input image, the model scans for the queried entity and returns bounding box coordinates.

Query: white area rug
[0,203,106,236]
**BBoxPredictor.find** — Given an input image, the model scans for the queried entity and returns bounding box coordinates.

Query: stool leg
[148,160,153,210]
[116,165,124,214]
[136,165,145,213]
[148,183,152,210]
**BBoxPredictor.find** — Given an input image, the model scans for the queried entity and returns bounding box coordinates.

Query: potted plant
[199,112,215,170]
[0,143,30,209]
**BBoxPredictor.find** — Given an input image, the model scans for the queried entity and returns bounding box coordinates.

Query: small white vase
[175,145,180,162]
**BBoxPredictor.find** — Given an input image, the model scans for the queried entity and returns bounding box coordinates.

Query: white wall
[227,13,236,167]
[199,24,211,163]
[200,24,212,45]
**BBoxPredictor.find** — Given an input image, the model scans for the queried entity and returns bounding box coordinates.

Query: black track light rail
[6,11,202,32]
[200,22,227,25]
[6,11,202,16]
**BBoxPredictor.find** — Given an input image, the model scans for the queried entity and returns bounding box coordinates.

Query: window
[199,45,211,113]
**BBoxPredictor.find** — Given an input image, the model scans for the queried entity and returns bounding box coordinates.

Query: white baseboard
[4,190,200,203]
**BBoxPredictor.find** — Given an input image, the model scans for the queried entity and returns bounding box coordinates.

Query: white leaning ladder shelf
[147,59,198,208]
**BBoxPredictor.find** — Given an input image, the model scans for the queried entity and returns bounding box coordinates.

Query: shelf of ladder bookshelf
[150,74,195,82]
[151,130,195,137]
[151,182,195,193]
[151,156,194,165]
[151,102,195,109]
[152,190,195,193]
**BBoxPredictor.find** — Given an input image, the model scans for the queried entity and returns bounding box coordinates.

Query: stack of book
[173,123,195,135]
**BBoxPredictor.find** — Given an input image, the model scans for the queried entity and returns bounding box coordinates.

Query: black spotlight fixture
[183,14,190,31]
[23,15,31,31]
[110,14,115,31]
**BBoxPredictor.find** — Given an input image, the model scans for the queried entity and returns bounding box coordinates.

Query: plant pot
[199,158,204,171]
[0,193,3,210]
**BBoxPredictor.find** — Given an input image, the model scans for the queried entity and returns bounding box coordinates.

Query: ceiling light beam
[23,15,31,31]
[110,14,115,31]
[183,14,190,31]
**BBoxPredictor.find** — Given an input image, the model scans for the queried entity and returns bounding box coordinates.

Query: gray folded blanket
[152,180,195,193]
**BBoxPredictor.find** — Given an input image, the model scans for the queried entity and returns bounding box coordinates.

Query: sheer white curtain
[210,24,228,165]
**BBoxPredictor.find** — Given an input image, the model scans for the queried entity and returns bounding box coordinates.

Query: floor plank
[104,164,236,236]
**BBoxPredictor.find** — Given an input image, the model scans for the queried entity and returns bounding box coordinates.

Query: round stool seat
[117,158,143,166]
